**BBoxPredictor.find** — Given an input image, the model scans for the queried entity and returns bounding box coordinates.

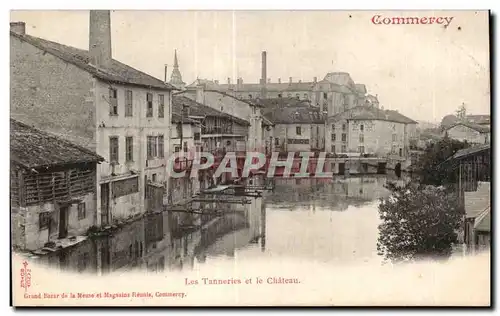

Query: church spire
[170,49,185,89]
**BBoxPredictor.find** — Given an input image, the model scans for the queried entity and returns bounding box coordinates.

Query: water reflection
[33,175,409,273]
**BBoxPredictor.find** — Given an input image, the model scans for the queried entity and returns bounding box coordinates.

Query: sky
[10,10,491,122]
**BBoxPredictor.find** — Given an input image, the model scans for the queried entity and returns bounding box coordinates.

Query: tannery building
[10,119,104,251]
[10,11,176,224]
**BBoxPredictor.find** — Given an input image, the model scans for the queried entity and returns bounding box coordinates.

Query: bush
[377,181,464,263]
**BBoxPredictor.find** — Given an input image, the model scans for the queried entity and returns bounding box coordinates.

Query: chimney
[289,77,292,83]
[10,22,26,35]
[196,85,205,104]
[278,78,281,84]
[261,51,267,85]
[164,64,168,84]
[89,10,112,68]
[313,76,317,83]
[227,77,231,84]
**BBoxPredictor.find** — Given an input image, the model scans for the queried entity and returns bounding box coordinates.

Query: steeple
[169,49,185,89]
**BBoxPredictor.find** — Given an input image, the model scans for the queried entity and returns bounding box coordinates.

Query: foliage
[414,136,469,186]
[440,114,459,131]
[455,103,467,120]
[377,181,464,263]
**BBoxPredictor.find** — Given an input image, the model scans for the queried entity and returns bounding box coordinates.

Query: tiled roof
[450,144,490,160]
[474,206,490,232]
[10,119,104,169]
[172,96,250,126]
[263,106,326,124]
[464,182,490,219]
[329,105,417,124]
[11,32,176,91]
[447,122,490,133]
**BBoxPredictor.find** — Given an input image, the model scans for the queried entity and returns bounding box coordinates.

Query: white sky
[10,10,490,122]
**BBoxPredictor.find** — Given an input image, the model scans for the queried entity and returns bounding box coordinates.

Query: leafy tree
[377,181,464,263]
[414,136,469,186]
[455,103,467,121]
[440,114,459,131]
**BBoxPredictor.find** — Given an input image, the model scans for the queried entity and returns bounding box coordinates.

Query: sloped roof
[446,122,490,133]
[329,105,417,124]
[10,119,104,169]
[11,31,176,91]
[474,206,490,232]
[186,79,220,90]
[263,106,326,124]
[464,182,490,219]
[449,144,490,160]
[323,72,355,86]
[355,84,367,95]
[218,82,316,92]
[172,96,249,126]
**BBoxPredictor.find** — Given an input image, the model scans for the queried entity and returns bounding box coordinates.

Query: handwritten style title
[372,15,455,27]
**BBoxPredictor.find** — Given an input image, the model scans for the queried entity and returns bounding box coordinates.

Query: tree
[377,181,464,263]
[414,136,469,186]
[455,103,467,121]
[440,114,459,131]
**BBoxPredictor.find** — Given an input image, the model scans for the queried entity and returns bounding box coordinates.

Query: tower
[169,49,185,89]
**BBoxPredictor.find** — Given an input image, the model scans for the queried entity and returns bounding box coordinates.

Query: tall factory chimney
[89,10,112,68]
[261,51,267,99]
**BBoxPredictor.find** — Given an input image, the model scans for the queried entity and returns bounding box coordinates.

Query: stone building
[261,98,327,152]
[327,105,418,157]
[443,122,490,145]
[10,119,104,251]
[10,11,176,224]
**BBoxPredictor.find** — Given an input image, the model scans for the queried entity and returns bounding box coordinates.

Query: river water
[33,174,410,275]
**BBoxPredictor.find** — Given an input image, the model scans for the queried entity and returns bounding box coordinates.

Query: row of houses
[10,11,418,252]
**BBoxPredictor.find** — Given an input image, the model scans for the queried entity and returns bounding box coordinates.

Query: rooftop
[172,96,250,126]
[263,106,326,124]
[10,119,104,169]
[329,105,417,124]
[11,31,176,91]
[446,122,491,133]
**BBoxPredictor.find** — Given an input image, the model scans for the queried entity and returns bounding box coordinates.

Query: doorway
[59,206,68,239]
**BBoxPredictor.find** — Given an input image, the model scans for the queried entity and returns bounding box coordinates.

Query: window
[332,124,335,130]
[125,137,133,162]
[158,136,164,158]
[183,142,188,152]
[399,148,403,157]
[360,124,364,132]
[296,93,300,99]
[152,174,157,182]
[341,145,347,152]
[109,136,119,164]
[359,134,364,143]
[39,212,50,230]
[323,92,328,99]
[392,134,397,142]
[147,136,156,159]
[146,93,153,117]
[342,124,346,131]
[194,132,201,141]
[125,90,133,117]
[331,145,336,153]
[332,134,336,141]
[78,202,86,220]
[358,146,365,154]
[174,146,180,153]
[341,133,347,142]
[158,94,165,118]
[304,93,308,100]
[296,126,302,135]
[109,88,118,116]
[278,93,282,98]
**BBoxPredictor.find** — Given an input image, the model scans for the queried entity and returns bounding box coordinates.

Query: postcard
[10,9,491,307]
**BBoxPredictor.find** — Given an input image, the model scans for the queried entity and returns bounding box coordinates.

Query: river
[32,174,410,274]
